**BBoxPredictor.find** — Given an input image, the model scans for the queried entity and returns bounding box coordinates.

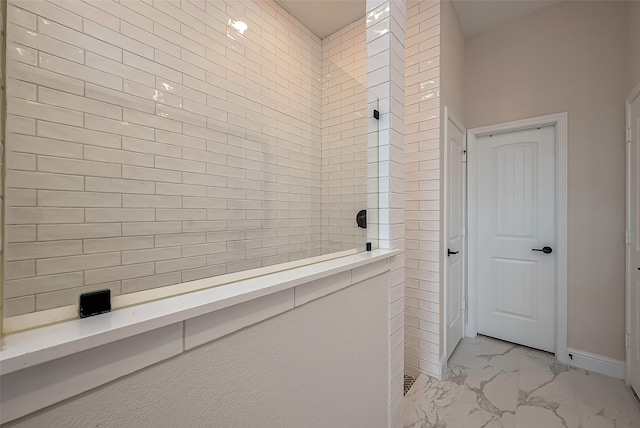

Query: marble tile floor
[403,335,640,428]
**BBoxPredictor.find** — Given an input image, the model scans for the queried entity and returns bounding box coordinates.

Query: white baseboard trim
[566,348,625,379]
[438,354,448,380]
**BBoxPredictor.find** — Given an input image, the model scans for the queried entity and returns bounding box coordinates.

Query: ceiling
[275,0,366,39]
[451,0,562,36]
[275,0,561,39]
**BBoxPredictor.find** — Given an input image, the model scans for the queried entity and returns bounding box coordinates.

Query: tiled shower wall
[404,0,442,377]
[364,0,407,423]
[3,0,328,317]
[0,0,5,329]
[320,18,368,254]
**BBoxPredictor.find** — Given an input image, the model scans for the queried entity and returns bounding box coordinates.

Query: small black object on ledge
[79,289,111,318]
[356,209,367,229]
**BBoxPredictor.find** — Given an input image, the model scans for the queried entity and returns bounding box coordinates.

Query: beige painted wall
[440,0,466,124]
[465,1,629,360]
[3,273,389,427]
[630,1,640,93]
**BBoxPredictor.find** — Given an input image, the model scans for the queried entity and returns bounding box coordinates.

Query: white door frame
[626,82,640,384]
[467,112,568,364]
[442,106,466,376]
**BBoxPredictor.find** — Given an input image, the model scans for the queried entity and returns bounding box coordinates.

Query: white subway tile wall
[404,0,442,378]
[320,18,368,254]
[365,0,406,425]
[1,1,5,329]
[3,0,377,317]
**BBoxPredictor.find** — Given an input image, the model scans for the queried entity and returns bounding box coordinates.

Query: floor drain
[404,374,417,396]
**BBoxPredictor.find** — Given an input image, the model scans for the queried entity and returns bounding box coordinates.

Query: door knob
[448,249,459,256]
[532,246,553,254]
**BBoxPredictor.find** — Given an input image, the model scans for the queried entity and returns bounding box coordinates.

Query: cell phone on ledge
[79,289,111,318]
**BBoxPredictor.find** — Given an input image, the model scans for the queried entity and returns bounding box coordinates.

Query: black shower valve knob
[356,209,367,228]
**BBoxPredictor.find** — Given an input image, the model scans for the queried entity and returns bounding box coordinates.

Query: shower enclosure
[1,1,377,329]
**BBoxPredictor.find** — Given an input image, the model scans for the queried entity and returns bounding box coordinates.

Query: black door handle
[448,249,459,256]
[532,246,553,254]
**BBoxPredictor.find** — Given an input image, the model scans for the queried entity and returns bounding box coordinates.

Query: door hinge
[461,226,466,237]
[626,230,631,245]
[461,300,466,311]
[462,150,467,163]
[628,128,633,143]
[626,332,631,348]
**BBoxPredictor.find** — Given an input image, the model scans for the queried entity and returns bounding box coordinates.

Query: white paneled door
[476,126,556,352]
[629,90,640,395]
[445,112,465,359]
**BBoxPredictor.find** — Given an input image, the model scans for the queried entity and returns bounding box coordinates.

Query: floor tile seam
[567,368,630,408]
[517,375,579,405]
[569,393,588,428]
[513,399,584,428]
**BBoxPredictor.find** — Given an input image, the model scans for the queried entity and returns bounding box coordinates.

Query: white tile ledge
[0,249,400,376]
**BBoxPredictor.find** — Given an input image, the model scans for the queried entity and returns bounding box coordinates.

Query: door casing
[467,113,568,364]
[626,82,640,385]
